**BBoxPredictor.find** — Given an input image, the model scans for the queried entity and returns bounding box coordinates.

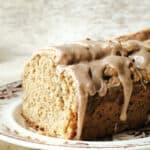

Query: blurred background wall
[0,0,150,84]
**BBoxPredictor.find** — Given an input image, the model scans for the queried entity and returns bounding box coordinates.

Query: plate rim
[0,82,150,149]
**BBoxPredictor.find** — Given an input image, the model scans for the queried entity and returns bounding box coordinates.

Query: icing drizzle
[53,39,150,139]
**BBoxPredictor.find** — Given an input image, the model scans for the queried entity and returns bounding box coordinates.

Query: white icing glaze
[49,39,123,65]
[56,55,133,139]
[130,49,150,72]
[91,56,133,121]
[51,39,150,139]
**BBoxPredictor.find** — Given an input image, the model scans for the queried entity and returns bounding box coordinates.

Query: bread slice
[22,29,150,140]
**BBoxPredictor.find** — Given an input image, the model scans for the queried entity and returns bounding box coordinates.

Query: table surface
[0,0,150,149]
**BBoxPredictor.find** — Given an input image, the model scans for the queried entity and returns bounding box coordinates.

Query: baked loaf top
[30,28,150,139]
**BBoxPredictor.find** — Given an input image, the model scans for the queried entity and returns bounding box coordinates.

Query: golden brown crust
[22,111,77,139]
[82,83,150,140]
[81,28,150,140]
[22,112,47,134]
[117,28,150,41]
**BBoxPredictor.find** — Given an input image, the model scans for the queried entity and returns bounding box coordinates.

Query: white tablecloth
[0,0,150,149]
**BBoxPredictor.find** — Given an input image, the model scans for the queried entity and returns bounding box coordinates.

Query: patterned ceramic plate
[0,81,150,150]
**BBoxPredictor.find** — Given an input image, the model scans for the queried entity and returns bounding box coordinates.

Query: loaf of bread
[22,29,150,140]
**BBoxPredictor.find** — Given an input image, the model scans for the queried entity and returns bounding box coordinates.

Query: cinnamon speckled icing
[53,39,150,139]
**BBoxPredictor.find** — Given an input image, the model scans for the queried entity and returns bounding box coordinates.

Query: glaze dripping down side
[56,55,135,139]
[55,39,150,140]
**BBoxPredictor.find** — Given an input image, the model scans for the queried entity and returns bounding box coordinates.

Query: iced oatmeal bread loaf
[22,28,150,140]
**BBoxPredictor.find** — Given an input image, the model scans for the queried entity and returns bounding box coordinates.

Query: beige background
[0,0,150,149]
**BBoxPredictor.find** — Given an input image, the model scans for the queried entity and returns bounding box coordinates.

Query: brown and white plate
[0,81,150,150]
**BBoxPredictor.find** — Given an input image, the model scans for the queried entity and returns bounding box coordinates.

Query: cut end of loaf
[22,28,150,140]
[22,52,78,139]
